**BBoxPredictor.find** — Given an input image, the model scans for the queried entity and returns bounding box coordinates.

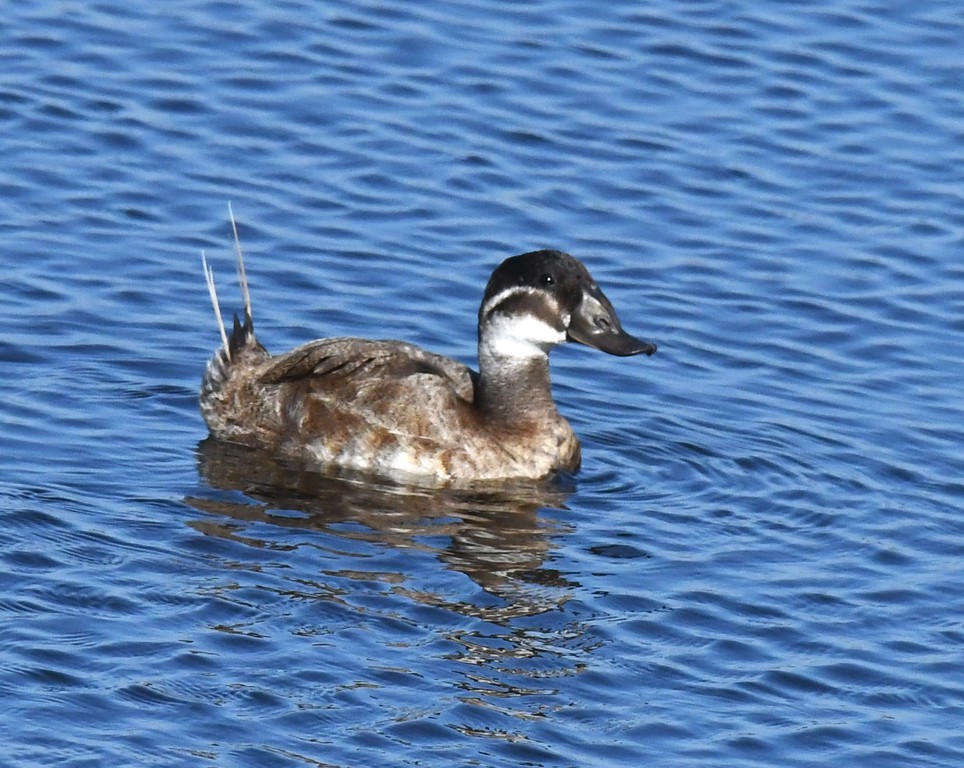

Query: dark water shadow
[187,439,579,618]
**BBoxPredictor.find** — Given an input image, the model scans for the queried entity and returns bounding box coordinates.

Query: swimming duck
[199,232,656,483]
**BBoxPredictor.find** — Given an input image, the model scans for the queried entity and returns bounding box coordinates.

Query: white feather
[481,312,566,359]
[201,250,230,359]
[480,285,534,318]
[228,201,252,325]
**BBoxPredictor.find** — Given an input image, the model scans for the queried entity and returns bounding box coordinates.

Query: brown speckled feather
[215,337,577,481]
[258,337,475,401]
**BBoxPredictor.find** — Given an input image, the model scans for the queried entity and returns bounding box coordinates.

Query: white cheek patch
[483,312,567,359]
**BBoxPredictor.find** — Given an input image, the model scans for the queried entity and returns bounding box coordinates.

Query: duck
[199,225,656,484]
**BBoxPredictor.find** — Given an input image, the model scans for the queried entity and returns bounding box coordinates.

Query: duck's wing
[255,337,477,402]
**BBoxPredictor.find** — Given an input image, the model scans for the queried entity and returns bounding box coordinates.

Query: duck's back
[259,337,475,399]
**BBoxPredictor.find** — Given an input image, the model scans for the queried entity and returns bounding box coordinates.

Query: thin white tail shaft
[228,201,253,326]
[201,250,230,359]
[202,203,257,362]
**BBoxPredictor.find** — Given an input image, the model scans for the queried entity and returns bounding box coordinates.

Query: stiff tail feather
[201,249,229,355]
[200,204,261,401]
[229,201,253,334]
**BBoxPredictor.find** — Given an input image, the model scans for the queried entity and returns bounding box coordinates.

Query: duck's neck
[475,347,557,424]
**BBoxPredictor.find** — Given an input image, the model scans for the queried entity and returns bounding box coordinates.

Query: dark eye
[539,273,555,287]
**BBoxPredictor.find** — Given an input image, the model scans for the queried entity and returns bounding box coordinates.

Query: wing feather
[256,337,476,402]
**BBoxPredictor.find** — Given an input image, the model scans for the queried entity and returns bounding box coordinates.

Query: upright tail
[200,205,266,418]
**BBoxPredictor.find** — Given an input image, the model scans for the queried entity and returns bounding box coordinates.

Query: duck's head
[478,249,657,360]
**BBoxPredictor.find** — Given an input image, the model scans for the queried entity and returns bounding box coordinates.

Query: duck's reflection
[188,438,578,619]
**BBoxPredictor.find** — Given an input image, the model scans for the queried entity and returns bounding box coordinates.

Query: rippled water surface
[3,1,963,766]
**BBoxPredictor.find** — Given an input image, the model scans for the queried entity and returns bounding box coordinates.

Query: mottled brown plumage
[200,238,655,484]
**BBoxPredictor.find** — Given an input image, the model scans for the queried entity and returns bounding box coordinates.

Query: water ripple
[2,0,964,765]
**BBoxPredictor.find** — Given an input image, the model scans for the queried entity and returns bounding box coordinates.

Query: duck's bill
[567,288,657,357]
[568,324,657,356]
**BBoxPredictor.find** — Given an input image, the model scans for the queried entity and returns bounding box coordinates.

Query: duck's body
[200,236,655,483]
[201,334,580,479]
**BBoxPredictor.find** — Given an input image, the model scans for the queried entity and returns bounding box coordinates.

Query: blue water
[2,1,963,765]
